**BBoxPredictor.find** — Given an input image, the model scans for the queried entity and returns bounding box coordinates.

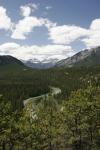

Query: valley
[0,52,100,150]
[0,0,100,149]
[0,61,100,110]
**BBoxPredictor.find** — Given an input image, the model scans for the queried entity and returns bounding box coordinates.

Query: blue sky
[0,0,100,61]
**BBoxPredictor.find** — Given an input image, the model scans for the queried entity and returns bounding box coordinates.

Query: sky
[0,0,100,61]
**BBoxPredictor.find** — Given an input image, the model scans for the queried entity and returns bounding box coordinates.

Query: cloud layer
[0,4,100,61]
[48,19,100,48]
[0,42,74,61]
[49,25,89,44]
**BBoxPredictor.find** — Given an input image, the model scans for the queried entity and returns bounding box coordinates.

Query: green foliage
[0,65,100,110]
[0,85,100,149]
[0,64,100,149]
[0,100,21,149]
[63,86,100,149]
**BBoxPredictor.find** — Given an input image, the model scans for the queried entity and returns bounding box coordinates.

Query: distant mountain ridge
[0,55,24,66]
[0,46,100,69]
[0,55,58,69]
[56,47,100,67]
[23,58,59,69]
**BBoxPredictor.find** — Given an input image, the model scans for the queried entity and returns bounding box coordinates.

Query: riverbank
[23,87,61,106]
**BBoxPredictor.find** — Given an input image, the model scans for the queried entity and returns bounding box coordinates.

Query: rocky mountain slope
[56,47,100,67]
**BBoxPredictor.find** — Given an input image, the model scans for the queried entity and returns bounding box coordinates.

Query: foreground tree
[0,85,100,150]
[27,95,64,150]
[63,86,100,150]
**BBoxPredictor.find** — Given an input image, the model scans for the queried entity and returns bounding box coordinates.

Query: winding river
[23,87,61,106]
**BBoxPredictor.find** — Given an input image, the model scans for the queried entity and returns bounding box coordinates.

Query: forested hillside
[0,64,100,149]
[0,64,50,110]
[0,84,100,149]
[0,64,100,110]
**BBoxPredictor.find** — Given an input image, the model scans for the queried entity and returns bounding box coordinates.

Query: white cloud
[48,19,100,48]
[0,42,19,50]
[11,17,45,39]
[20,3,38,17]
[90,19,100,30]
[0,42,74,61]
[43,18,56,29]
[0,42,20,55]
[0,4,100,62]
[49,25,89,44]
[0,6,12,30]
[82,19,100,48]
[10,3,56,40]
[11,16,56,40]
[20,6,31,17]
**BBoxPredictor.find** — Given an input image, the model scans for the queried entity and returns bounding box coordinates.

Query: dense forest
[0,85,100,150]
[0,64,100,110]
[0,65,100,149]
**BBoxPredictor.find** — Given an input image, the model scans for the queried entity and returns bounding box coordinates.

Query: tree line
[0,66,100,110]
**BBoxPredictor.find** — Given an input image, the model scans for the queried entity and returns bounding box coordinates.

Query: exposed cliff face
[56,47,100,67]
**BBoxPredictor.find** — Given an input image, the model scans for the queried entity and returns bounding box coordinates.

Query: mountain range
[0,47,100,69]
[56,46,100,68]
[23,58,59,69]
